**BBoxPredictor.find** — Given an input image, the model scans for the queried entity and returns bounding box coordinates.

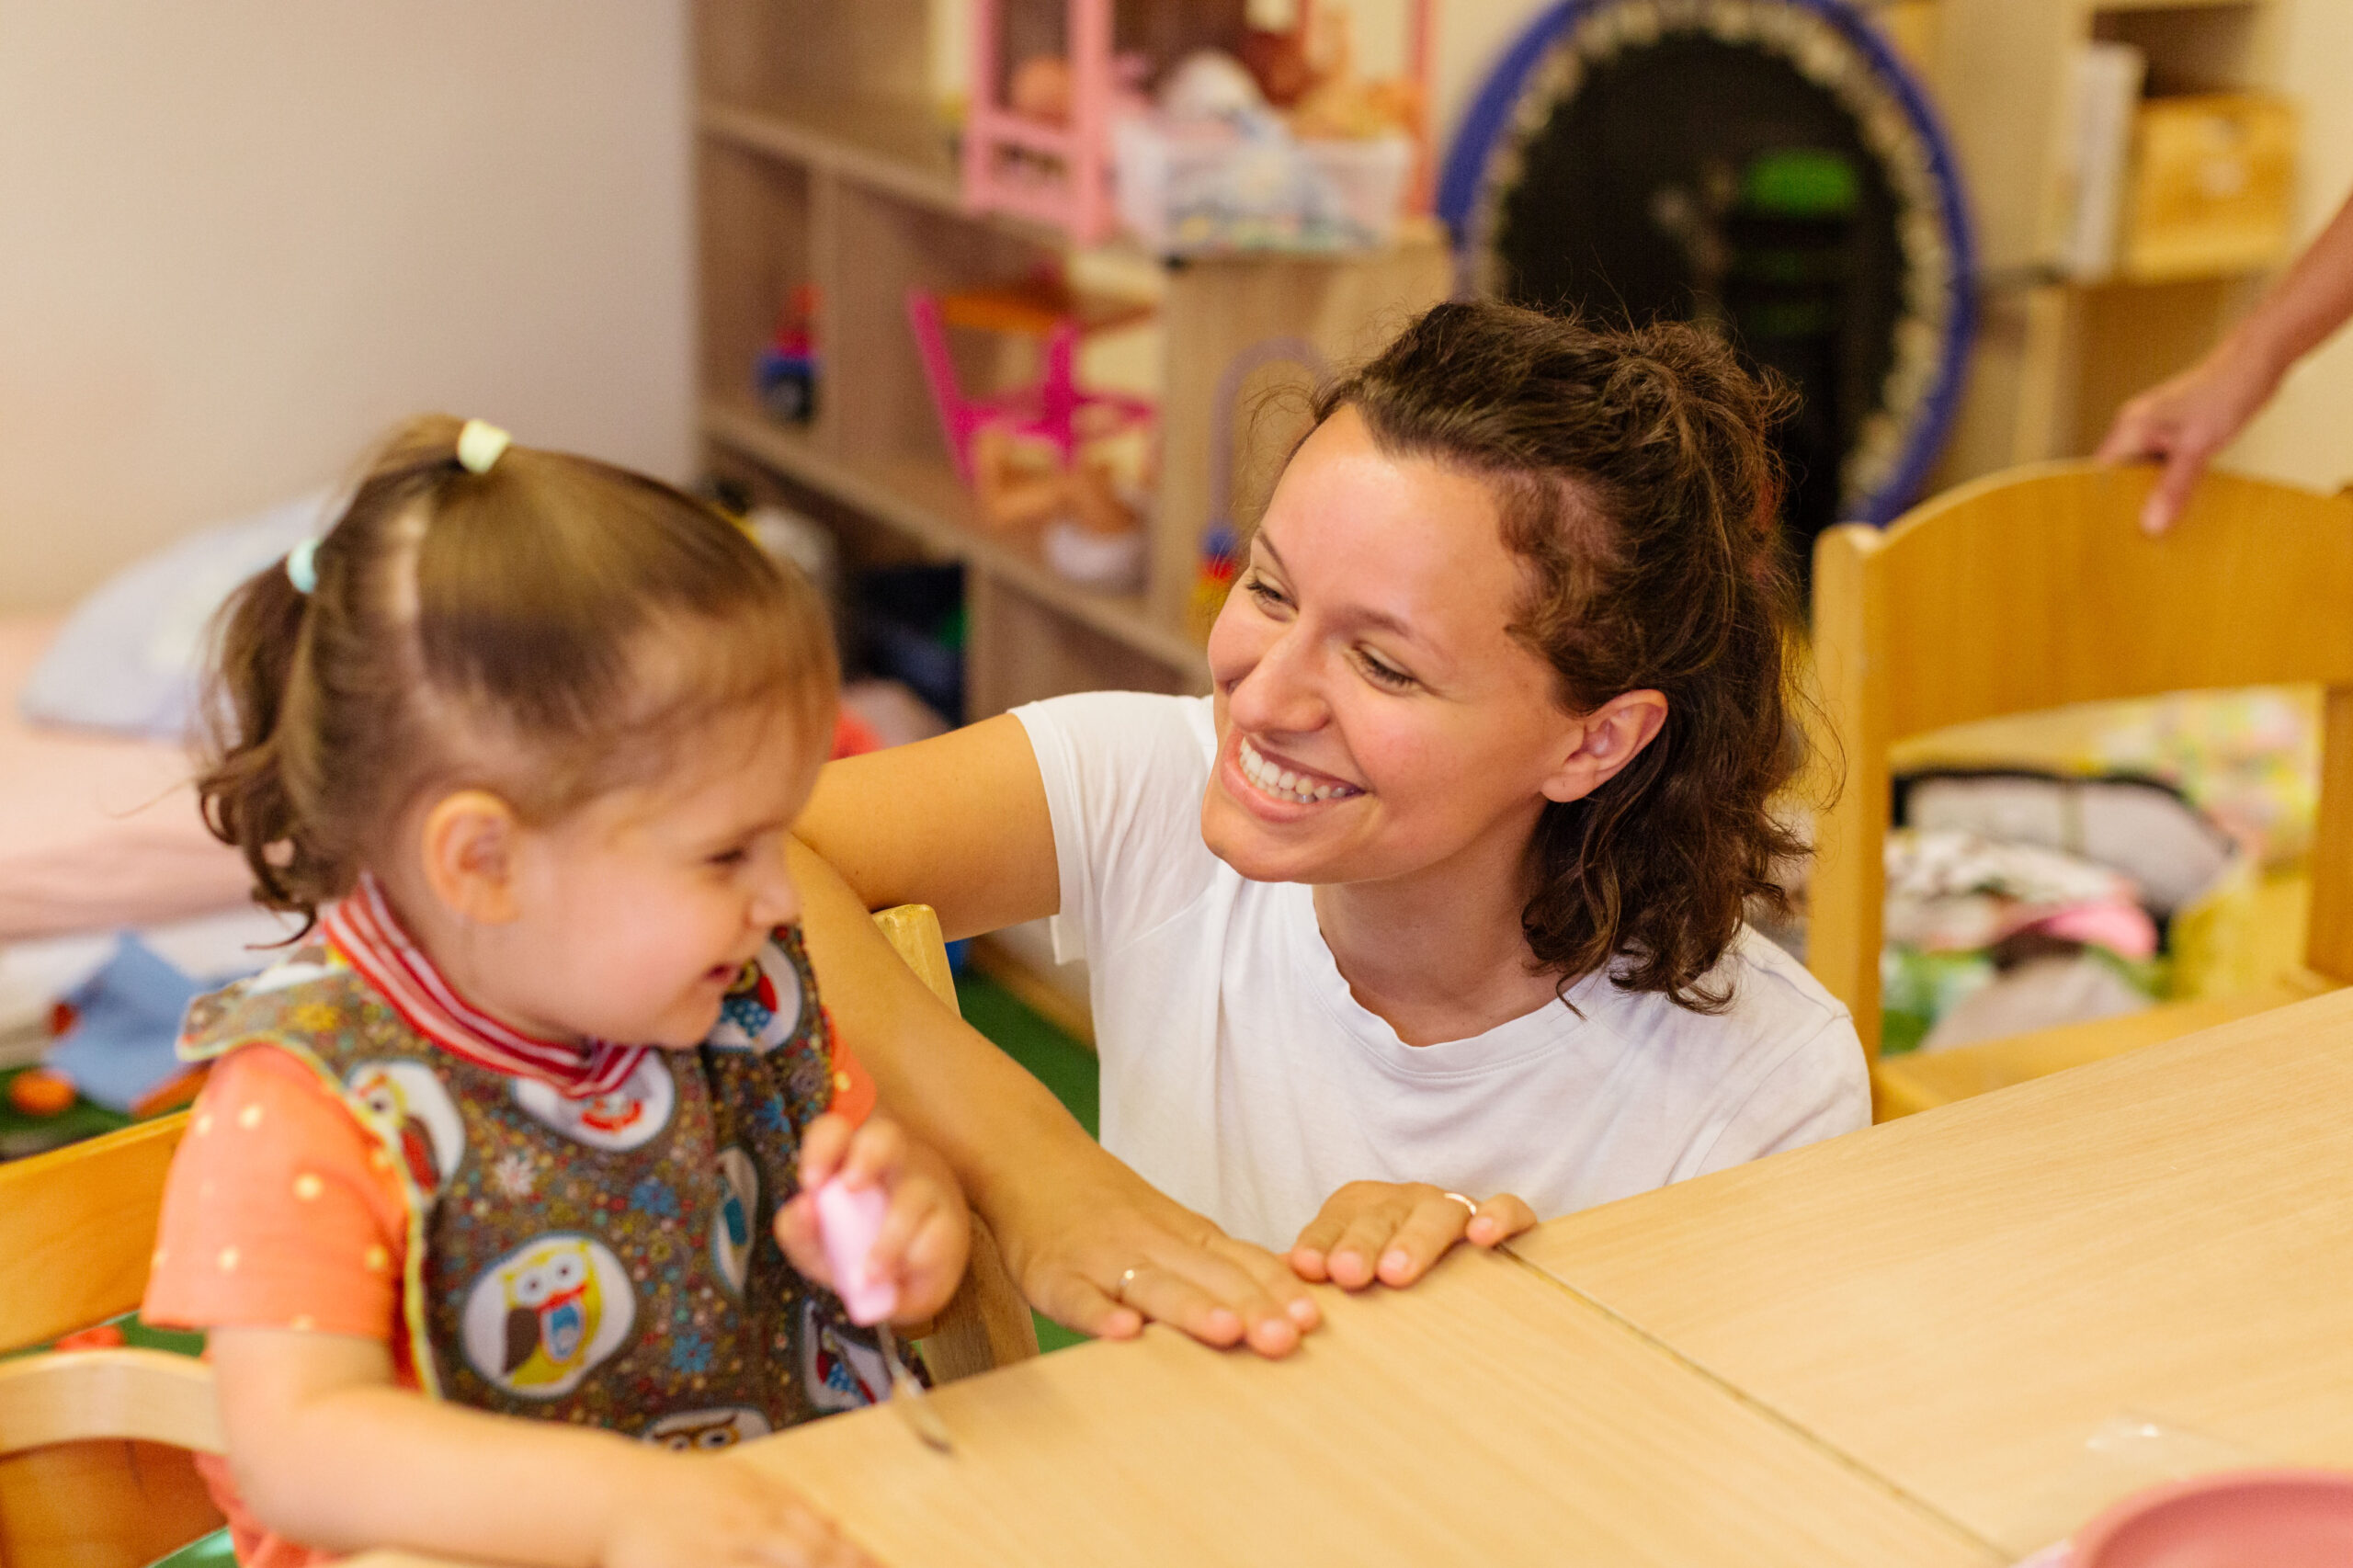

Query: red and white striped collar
[322,874,649,1099]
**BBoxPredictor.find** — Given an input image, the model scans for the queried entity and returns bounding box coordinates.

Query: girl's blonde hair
[199,415,835,926]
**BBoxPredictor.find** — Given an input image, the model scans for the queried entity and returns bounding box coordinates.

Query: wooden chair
[0,1112,223,1568]
[0,904,1036,1568]
[1810,460,2353,1119]
[869,904,1042,1380]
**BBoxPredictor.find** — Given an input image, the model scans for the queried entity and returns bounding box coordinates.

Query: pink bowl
[2074,1470,2353,1568]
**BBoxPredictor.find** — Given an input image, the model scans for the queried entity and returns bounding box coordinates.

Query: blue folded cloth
[46,936,217,1113]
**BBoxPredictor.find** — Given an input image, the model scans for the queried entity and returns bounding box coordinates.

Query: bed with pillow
[0,494,331,1098]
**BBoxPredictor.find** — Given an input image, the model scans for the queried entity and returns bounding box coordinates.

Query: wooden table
[727,1244,1990,1566]
[1512,983,2353,1557]
[352,1243,1991,1568]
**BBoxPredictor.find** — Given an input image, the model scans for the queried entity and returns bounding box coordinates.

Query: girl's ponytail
[196,546,329,923]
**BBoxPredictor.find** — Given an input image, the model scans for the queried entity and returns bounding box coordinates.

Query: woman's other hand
[778,1113,972,1327]
[1289,1182,1538,1290]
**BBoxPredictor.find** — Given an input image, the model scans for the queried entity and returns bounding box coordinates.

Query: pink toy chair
[906,287,1155,486]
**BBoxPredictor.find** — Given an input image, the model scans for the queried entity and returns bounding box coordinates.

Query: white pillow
[18,492,334,740]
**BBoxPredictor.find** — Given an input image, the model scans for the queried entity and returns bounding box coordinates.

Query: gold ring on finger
[1441,1191,1479,1218]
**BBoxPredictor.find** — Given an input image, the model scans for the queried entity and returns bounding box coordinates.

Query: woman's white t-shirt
[1012,691,1869,1251]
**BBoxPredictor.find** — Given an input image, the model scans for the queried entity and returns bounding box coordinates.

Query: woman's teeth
[1238,736,1360,805]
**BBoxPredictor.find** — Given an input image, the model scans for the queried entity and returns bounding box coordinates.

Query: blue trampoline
[1438,0,1976,542]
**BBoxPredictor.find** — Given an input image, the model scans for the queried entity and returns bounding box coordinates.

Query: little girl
[144,417,963,1568]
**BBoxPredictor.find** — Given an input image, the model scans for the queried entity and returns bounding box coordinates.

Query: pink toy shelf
[961,0,1436,250]
[963,0,1120,244]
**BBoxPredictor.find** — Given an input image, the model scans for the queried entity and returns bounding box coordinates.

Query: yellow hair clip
[456,418,512,475]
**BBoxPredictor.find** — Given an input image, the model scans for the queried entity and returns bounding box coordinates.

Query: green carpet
[954,972,1097,1353]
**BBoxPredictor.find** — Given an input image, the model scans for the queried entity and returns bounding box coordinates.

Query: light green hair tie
[284,538,321,595]
[456,418,512,474]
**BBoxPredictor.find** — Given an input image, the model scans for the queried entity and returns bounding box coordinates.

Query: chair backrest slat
[0,1114,186,1355]
[1855,463,2353,742]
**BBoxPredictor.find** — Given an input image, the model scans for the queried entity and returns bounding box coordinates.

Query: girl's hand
[1289,1182,1538,1290]
[604,1452,874,1568]
[776,1113,972,1326]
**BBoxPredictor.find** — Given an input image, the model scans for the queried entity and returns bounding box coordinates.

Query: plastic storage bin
[1111,117,1411,256]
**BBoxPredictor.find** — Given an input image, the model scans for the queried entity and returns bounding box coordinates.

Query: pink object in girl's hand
[813,1176,899,1325]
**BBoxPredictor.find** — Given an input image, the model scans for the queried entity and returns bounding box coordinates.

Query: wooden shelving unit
[693,0,1451,720]
[1927,0,2285,483]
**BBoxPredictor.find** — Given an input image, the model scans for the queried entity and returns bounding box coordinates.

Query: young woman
[796,301,1867,1352]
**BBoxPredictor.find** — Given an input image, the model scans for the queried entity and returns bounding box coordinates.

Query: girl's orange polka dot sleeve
[142,1045,408,1341]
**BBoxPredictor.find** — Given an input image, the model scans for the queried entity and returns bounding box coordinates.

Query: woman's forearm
[789,835,1097,1219]
[2232,189,2353,386]
[789,834,1323,1358]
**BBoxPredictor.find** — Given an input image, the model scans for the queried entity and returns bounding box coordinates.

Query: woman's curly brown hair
[1312,300,1809,1011]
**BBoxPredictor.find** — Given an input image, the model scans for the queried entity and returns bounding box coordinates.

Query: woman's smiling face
[1201,406,1604,891]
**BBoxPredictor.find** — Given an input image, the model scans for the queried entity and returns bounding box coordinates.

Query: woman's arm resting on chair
[789,718,1319,1356]
[798,715,1061,940]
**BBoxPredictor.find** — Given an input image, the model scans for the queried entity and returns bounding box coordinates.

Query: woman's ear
[1540,689,1669,804]
[417,790,526,924]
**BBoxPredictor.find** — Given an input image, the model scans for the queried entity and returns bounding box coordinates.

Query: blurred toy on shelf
[972,426,1152,590]
[857,565,969,725]
[908,269,1155,485]
[962,0,1431,253]
[756,283,821,426]
[909,263,1159,590]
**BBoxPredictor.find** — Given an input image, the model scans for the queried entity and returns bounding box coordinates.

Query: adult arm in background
[2098,187,2353,535]
[790,714,1317,1357]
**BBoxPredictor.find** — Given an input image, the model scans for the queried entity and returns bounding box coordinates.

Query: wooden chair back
[0,903,1035,1568]
[1810,461,2353,1105]
[0,1112,225,1568]
[870,903,1041,1379]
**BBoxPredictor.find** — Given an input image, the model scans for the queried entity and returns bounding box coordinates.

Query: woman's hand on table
[985,1146,1323,1358]
[1289,1182,1538,1290]
[777,1112,972,1327]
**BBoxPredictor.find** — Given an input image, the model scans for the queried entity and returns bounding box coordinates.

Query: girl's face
[487,705,824,1048]
[1202,407,1606,892]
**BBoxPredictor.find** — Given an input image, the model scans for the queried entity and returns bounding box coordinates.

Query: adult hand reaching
[2097,187,2353,536]
[2095,340,2282,537]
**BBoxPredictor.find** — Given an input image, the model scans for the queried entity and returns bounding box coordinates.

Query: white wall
[0,1,694,613]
